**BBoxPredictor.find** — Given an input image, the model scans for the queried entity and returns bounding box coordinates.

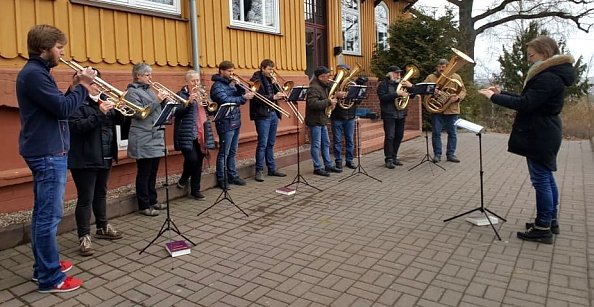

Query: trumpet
[231,74,291,118]
[192,84,218,112]
[270,71,304,124]
[148,80,191,106]
[59,58,150,119]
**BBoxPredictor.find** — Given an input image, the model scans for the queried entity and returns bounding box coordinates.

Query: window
[231,0,280,34]
[88,0,181,15]
[375,2,389,50]
[341,0,361,55]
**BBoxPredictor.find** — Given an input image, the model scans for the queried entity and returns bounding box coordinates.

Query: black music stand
[284,86,322,193]
[338,85,381,183]
[140,102,196,255]
[408,83,445,172]
[443,119,506,240]
[198,119,249,217]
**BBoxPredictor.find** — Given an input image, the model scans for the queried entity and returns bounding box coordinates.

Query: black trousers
[71,168,111,238]
[180,140,205,196]
[136,157,161,210]
[382,117,406,162]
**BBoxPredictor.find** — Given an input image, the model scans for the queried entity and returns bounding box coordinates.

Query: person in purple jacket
[17,24,96,293]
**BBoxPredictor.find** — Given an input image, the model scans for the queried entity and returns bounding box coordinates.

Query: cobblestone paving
[1,133,593,307]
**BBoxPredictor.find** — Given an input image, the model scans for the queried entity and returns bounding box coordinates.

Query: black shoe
[325,166,342,173]
[229,177,246,186]
[526,221,560,235]
[268,170,287,177]
[385,161,395,169]
[447,155,460,163]
[432,156,441,163]
[255,171,264,182]
[345,162,356,169]
[334,162,343,170]
[517,227,553,244]
[394,159,403,166]
[217,180,229,190]
[190,192,205,200]
[177,180,187,189]
[313,169,330,177]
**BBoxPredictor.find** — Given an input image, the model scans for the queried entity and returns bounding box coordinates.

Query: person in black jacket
[17,24,95,293]
[174,70,216,199]
[305,66,346,176]
[377,66,413,169]
[249,59,287,182]
[68,69,123,257]
[479,35,576,244]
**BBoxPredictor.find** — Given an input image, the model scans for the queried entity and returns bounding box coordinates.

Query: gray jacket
[124,82,165,159]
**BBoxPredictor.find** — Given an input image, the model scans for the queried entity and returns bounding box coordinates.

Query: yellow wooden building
[0,0,419,215]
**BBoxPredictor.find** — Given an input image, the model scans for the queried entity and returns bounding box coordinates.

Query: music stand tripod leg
[408,130,445,171]
[284,121,322,192]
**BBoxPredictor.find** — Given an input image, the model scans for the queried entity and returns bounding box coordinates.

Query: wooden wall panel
[100,10,117,64]
[0,1,18,59]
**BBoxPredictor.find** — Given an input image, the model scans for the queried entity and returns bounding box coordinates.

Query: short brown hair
[27,24,67,57]
[218,61,235,72]
[260,59,275,70]
[527,36,560,60]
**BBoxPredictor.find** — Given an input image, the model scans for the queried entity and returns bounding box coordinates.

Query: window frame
[229,0,281,34]
[341,0,361,56]
[76,0,181,16]
[375,2,389,50]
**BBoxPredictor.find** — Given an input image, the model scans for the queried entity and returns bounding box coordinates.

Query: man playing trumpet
[249,59,288,182]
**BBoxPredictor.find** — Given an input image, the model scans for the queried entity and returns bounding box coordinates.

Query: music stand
[284,86,322,193]
[443,119,506,240]
[408,83,445,172]
[198,108,249,217]
[140,101,196,255]
[338,85,381,183]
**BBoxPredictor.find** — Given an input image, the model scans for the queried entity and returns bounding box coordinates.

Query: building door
[305,0,327,78]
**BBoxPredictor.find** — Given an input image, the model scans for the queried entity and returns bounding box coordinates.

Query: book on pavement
[165,240,191,257]
[275,186,296,196]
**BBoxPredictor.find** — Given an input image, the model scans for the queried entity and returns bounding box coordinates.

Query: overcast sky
[413,0,594,82]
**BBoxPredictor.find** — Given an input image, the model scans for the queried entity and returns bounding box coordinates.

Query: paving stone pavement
[1,132,593,307]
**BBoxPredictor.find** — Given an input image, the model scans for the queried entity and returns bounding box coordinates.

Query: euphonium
[59,58,150,119]
[423,48,474,113]
[337,63,362,110]
[395,64,420,110]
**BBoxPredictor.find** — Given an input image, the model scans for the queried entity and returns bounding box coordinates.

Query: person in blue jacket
[210,61,254,189]
[479,35,576,244]
[17,24,95,293]
[174,70,215,199]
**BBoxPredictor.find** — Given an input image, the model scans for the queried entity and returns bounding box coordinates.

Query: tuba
[325,63,361,117]
[423,48,474,113]
[395,64,420,110]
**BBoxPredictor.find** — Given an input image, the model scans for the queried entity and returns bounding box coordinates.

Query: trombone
[231,74,291,118]
[270,71,304,124]
[59,58,150,119]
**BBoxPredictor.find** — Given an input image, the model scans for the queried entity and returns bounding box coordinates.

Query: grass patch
[561,97,594,139]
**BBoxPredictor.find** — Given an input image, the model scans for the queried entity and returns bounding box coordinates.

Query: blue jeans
[216,128,240,181]
[25,155,68,290]
[431,114,458,158]
[331,119,355,165]
[527,158,559,227]
[254,112,279,172]
[309,125,332,170]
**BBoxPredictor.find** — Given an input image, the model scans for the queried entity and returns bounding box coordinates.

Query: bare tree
[445,0,594,80]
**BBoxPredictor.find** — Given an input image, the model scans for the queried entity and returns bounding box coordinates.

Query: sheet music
[455,118,484,134]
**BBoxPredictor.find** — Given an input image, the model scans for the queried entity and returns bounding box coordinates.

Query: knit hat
[314,66,332,77]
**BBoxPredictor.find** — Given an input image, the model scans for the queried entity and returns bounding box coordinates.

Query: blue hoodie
[17,56,88,157]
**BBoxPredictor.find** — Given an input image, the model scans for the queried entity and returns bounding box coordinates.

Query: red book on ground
[165,240,191,257]
[275,186,296,195]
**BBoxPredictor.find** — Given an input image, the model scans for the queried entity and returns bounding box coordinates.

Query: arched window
[342,0,361,55]
[375,2,389,50]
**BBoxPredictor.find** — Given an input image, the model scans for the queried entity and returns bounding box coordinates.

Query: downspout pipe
[189,0,200,74]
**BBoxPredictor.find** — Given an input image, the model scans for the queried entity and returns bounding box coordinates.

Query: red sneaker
[32,260,73,282]
[38,276,83,293]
